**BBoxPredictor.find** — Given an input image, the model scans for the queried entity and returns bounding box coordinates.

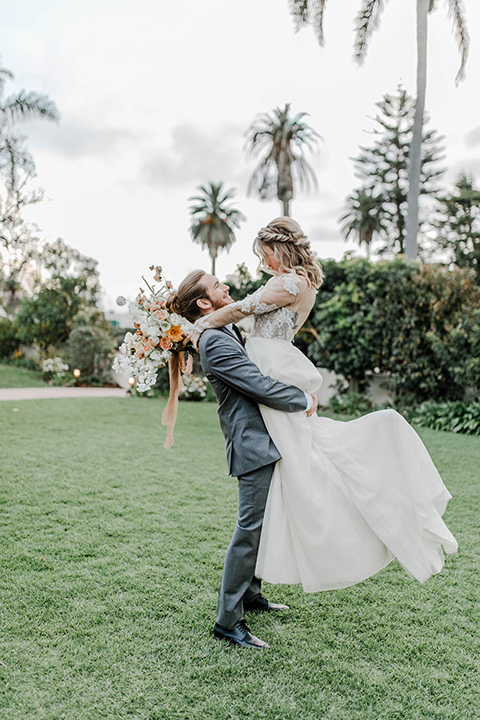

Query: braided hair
[253,217,323,288]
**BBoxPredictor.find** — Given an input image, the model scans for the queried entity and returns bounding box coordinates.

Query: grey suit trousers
[216,462,276,629]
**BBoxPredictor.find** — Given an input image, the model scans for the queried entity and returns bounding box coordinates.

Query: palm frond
[289,0,309,29]
[2,91,60,123]
[0,66,14,96]
[445,0,470,84]
[288,0,329,45]
[353,0,388,64]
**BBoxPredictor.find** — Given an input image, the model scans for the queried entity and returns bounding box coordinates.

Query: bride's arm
[193,274,304,334]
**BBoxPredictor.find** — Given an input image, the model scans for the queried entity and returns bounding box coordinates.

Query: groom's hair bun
[166,291,180,315]
[166,269,208,323]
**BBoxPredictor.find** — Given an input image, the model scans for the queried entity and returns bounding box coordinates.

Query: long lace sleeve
[192,273,303,337]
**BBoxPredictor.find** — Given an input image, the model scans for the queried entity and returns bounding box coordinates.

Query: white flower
[116,295,127,306]
[169,313,182,326]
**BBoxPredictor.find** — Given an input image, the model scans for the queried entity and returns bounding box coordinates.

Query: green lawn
[0,398,478,719]
[0,362,46,388]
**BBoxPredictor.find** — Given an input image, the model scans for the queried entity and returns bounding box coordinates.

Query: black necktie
[231,324,245,346]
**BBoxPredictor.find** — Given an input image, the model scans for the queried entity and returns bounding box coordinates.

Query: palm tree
[188,182,246,276]
[340,188,384,259]
[288,0,469,259]
[245,103,321,216]
[1,60,59,191]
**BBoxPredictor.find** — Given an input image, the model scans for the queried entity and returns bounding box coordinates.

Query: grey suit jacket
[199,325,307,477]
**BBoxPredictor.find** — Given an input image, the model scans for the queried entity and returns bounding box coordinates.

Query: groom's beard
[207,294,232,311]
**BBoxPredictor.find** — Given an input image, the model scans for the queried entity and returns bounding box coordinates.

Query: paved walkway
[0,387,129,401]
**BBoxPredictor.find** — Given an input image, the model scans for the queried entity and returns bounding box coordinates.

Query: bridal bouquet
[113,265,192,393]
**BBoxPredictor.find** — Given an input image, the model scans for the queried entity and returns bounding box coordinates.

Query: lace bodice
[250,307,299,342]
[192,271,317,344]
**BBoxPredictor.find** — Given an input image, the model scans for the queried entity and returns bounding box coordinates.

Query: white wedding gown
[202,272,458,592]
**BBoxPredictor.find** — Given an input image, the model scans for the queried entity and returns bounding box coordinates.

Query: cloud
[141,122,249,190]
[465,126,480,147]
[310,222,343,244]
[21,120,136,158]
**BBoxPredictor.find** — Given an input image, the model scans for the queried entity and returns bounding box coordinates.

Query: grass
[0,362,46,389]
[0,398,478,719]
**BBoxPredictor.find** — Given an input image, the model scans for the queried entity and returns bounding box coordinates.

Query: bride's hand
[306,394,318,418]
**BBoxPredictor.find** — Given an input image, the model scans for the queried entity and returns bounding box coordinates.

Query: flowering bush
[42,356,69,385]
[113,266,192,392]
[178,374,209,401]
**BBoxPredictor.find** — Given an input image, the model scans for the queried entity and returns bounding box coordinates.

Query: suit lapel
[218,325,244,348]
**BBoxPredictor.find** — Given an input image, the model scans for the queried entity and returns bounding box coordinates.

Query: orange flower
[168,325,184,343]
[159,336,173,350]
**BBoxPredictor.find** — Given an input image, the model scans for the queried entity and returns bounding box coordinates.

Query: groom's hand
[306,394,318,417]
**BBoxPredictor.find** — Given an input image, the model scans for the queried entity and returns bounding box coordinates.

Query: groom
[172,270,317,650]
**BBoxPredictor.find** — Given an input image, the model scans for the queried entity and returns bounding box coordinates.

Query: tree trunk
[210,253,216,276]
[405,0,429,260]
[282,198,290,216]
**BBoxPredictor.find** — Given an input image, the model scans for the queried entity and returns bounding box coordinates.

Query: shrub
[65,325,115,386]
[407,401,480,435]
[15,276,93,348]
[307,257,480,405]
[326,390,380,417]
[0,317,20,358]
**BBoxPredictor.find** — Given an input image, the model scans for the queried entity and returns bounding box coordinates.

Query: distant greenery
[0,398,478,719]
[341,85,444,256]
[226,258,480,407]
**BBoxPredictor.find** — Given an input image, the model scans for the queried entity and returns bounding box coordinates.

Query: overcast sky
[2,0,480,309]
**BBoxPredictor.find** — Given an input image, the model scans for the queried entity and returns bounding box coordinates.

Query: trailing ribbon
[161,351,193,448]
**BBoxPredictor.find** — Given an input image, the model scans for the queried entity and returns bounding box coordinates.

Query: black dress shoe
[214,619,270,649]
[243,593,289,612]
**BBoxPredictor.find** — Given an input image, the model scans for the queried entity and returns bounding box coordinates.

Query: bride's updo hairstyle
[166,269,208,323]
[253,217,323,288]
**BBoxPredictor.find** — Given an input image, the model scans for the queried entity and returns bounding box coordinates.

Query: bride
[190,216,457,593]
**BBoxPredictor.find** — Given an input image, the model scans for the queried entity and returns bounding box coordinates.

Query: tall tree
[433,174,480,283]
[245,103,321,216]
[345,86,444,255]
[288,0,469,258]
[188,182,245,276]
[0,59,59,311]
